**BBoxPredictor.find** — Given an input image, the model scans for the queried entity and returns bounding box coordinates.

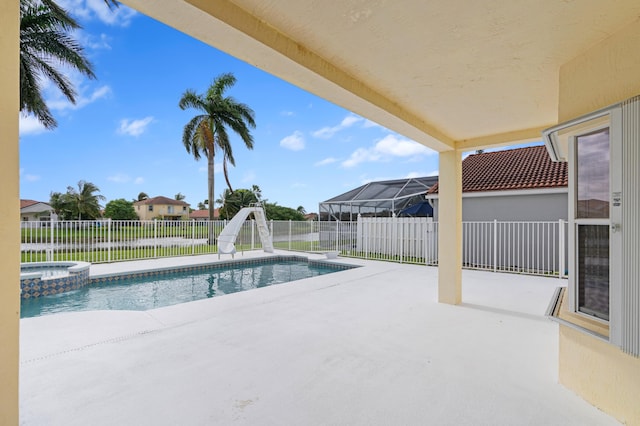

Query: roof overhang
[122,0,640,152]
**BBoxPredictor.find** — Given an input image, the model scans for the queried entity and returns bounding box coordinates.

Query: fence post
[50,220,55,262]
[288,220,292,251]
[107,218,112,263]
[559,219,565,279]
[493,219,498,272]
[335,221,340,253]
[153,219,157,258]
[399,217,404,264]
[192,219,195,255]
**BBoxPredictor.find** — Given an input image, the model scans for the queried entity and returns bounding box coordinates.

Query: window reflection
[577,225,609,320]
[576,128,609,219]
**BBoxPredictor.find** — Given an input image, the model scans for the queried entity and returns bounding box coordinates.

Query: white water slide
[217,205,274,257]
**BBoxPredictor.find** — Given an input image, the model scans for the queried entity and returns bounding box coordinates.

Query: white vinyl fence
[21,217,568,277]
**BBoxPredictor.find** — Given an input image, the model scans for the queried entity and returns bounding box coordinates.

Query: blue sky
[19,1,538,213]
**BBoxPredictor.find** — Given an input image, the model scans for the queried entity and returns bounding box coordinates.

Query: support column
[0,0,21,424]
[438,149,462,304]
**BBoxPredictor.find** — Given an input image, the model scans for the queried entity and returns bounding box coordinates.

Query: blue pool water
[21,260,348,318]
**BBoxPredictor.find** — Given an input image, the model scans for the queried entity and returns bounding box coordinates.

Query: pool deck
[20,250,620,425]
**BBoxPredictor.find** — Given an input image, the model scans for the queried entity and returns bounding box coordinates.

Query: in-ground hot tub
[20,261,91,299]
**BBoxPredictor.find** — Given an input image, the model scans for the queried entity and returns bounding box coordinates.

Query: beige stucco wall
[0,1,20,424]
[135,204,189,220]
[557,17,640,426]
[559,18,640,122]
[559,326,640,425]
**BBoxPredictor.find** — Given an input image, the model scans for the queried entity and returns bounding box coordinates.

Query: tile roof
[427,145,567,194]
[133,196,190,206]
[21,199,40,209]
[20,199,50,209]
[189,209,219,219]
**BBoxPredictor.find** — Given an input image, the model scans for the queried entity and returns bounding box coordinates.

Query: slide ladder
[217,205,274,257]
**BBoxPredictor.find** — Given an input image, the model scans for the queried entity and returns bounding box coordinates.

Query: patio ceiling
[123,0,640,152]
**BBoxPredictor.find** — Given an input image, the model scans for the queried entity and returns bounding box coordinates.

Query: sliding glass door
[574,128,610,320]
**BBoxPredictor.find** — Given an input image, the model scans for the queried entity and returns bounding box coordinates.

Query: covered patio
[20,253,617,425]
[3,0,640,424]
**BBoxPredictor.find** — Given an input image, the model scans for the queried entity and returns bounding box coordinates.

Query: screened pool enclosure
[319,176,438,221]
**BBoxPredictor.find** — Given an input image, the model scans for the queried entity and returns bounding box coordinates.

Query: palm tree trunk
[208,151,215,244]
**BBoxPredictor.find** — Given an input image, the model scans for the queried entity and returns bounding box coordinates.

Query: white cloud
[280,111,294,116]
[19,114,47,136]
[280,131,305,151]
[314,157,339,166]
[48,84,112,112]
[76,31,112,50]
[374,134,435,156]
[58,0,138,26]
[107,173,130,183]
[342,134,436,168]
[134,177,145,184]
[291,182,307,188]
[342,147,380,168]
[117,116,154,137]
[312,114,363,139]
[362,119,382,129]
[24,174,41,182]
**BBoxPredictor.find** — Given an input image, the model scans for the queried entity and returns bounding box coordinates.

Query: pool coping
[88,253,359,284]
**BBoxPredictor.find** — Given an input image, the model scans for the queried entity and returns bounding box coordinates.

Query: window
[148,205,153,212]
[576,129,610,219]
[573,128,611,321]
[167,206,174,214]
[182,206,187,212]
[577,225,609,319]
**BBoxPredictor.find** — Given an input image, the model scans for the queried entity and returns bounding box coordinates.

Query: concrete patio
[20,251,619,425]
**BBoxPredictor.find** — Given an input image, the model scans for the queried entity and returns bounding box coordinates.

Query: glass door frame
[566,111,622,325]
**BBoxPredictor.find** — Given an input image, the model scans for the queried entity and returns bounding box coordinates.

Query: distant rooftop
[324,176,438,204]
[428,145,567,194]
[189,209,219,219]
[320,176,439,220]
[134,196,190,206]
[20,199,47,209]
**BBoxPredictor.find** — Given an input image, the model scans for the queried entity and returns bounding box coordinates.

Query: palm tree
[68,180,105,220]
[219,189,258,219]
[20,0,97,129]
[179,72,256,241]
[174,192,185,201]
[137,192,149,201]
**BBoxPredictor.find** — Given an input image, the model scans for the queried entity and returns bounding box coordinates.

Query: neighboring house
[320,176,438,220]
[20,199,56,222]
[189,208,220,221]
[304,213,318,221]
[133,196,190,220]
[426,145,568,221]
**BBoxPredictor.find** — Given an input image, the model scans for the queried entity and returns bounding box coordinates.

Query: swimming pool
[21,257,354,318]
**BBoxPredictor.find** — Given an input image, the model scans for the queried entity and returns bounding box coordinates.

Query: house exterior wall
[0,1,20,423]
[559,326,640,424]
[432,191,568,222]
[20,203,54,221]
[556,18,640,426]
[135,204,189,220]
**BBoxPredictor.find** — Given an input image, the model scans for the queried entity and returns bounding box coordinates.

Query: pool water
[21,260,344,318]
[21,265,70,278]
